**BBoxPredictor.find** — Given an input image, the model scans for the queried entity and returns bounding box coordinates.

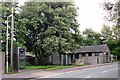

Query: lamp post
[5,14,12,73]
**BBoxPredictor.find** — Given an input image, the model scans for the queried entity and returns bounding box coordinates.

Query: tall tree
[101,25,120,59]
[112,26,120,41]
[103,0,120,59]
[0,2,2,52]
[104,0,120,40]
[101,25,113,42]
[1,2,20,51]
[17,2,80,65]
[82,28,102,45]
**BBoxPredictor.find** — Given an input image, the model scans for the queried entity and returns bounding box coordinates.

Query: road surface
[42,63,119,78]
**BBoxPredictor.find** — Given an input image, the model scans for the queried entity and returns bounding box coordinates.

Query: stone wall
[80,53,100,65]
[0,52,5,79]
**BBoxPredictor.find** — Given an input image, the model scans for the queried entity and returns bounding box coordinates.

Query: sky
[74,0,105,32]
[18,0,113,32]
[74,0,116,32]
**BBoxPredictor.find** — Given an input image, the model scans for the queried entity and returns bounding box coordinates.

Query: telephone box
[13,47,26,71]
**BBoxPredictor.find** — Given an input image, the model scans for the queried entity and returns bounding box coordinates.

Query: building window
[82,54,85,57]
[106,53,108,55]
[88,53,92,56]
[75,54,79,59]
[95,53,99,56]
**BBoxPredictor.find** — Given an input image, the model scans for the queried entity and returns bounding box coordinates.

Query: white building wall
[68,55,71,64]
[98,53,104,64]
[52,53,60,64]
[50,54,72,65]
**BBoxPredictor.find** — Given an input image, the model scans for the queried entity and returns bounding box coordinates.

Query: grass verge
[25,64,88,70]
[25,65,72,70]
[5,64,88,74]
[7,71,20,74]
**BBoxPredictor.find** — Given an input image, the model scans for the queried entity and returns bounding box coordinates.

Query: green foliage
[82,26,120,59]
[0,3,2,52]
[100,25,120,58]
[26,61,32,66]
[15,2,80,65]
[112,46,120,56]
[1,2,81,65]
[1,2,20,51]
[47,66,71,70]
[75,64,87,66]
[1,3,10,51]
[103,0,120,59]
[83,28,102,45]
[101,25,113,41]
[112,26,120,41]
[25,64,88,70]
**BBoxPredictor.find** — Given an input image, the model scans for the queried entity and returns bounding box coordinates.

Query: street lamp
[5,14,12,73]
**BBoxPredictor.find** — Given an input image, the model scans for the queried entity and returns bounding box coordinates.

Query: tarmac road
[2,63,119,80]
[42,63,119,78]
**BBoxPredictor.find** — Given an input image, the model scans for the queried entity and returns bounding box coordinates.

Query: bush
[26,61,32,66]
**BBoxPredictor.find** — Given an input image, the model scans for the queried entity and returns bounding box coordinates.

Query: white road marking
[86,76,91,78]
[41,73,64,78]
[101,70,109,73]
[86,66,118,78]
[115,68,118,69]
[101,67,118,73]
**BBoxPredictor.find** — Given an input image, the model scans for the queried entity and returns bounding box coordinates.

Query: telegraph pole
[11,0,14,72]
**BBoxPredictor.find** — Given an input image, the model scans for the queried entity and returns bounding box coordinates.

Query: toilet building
[74,44,111,65]
[49,44,111,65]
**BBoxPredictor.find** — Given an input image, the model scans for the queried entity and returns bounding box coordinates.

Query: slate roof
[74,44,110,53]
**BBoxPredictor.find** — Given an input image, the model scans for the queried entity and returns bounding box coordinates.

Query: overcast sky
[74,0,108,32]
[18,0,113,32]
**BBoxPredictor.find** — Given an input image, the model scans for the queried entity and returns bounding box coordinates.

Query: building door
[97,57,99,64]
[95,53,99,64]
[63,55,66,65]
